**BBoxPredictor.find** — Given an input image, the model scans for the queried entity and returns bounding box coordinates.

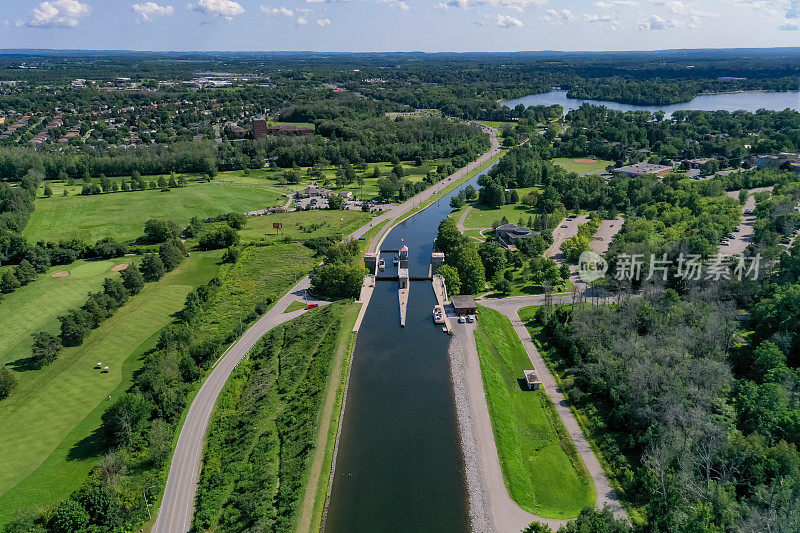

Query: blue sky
[0,0,798,51]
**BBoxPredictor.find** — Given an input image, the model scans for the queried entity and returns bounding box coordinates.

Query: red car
[305,303,319,310]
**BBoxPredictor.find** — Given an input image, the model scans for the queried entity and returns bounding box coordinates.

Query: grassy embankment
[0,250,223,524]
[474,306,595,518]
[192,302,359,532]
[517,305,643,524]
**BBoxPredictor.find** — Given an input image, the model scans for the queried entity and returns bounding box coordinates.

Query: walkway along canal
[323,165,496,532]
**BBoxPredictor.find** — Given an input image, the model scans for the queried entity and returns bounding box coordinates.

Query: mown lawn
[552,157,613,175]
[25,180,289,243]
[239,209,372,244]
[462,188,543,230]
[0,257,131,368]
[474,306,595,518]
[0,250,224,524]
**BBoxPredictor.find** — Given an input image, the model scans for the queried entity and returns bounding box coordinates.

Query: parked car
[466,315,475,323]
[457,316,466,324]
[561,224,568,228]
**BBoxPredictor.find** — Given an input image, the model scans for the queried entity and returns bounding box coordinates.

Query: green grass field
[474,306,595,518]
[552,158,613,175]
[25,179,291,243]
[0,257,131,368]
[0,251,223,523]
[239,209,372,244]
[462,200,540,230]
[283,300,308,313]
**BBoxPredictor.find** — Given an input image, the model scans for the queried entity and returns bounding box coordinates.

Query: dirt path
[457,205,474,232]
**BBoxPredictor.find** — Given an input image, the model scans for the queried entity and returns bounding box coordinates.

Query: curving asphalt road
[151,126,501,533]
[152,278,327,533]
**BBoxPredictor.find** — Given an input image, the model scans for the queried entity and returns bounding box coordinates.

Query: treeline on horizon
[3,51,800,112]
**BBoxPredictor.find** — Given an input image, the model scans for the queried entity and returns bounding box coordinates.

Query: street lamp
[143,485,158,520]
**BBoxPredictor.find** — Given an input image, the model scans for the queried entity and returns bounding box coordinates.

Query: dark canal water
[324,167,493,532]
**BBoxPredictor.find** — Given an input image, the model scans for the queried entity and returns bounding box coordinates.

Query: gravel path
[447,332,493,533]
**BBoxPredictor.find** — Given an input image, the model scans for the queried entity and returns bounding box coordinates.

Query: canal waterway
[502,89,800,116]
[324,167,494,532]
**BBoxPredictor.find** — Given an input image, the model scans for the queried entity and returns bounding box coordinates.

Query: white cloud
[296,15,308,24]
[583,12,619,27]
[595,0,637,7]
[638,14,677,28]
[443,0,547,11]
[379,0,411,9]
[478,13,524,26]
[187,0,244,20]
[316,17,331,25]
[132,2,174,22]
[647,0,715,26]
[787,0,800,17]
[25,0,91,28]
[540,8,574,23]
[305,0,348,3]
[261,5,294,16]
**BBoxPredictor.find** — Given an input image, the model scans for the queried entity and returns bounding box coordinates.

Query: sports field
[552,157,613,175]
[0,251,223,523]
[474,306,595,518]
[0,257,131,369]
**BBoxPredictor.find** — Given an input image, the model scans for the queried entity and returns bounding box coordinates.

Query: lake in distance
[501,89,800,115]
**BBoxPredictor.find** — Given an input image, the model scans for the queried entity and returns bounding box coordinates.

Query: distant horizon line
[3,46,800,55]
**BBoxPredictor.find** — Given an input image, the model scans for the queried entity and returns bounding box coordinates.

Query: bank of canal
[323,165,495,532]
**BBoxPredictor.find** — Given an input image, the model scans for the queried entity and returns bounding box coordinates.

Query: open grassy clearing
[0,257,131,368]
[196,243,319,343]
[0,250,224,523]
[474,306,594,518]
[463,199,541,230]
[552,157,614,175]
[25,180,289,243]
[239,209,372,244]
[483,269,574,298]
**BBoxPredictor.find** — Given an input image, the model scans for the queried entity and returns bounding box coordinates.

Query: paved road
[477,299,627,526]
[721,187,773,256]
[591,218,624,256]
[152,126,501,533]
[371,125,501,252]
[547,214,590,262]
[152,279,327,533]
